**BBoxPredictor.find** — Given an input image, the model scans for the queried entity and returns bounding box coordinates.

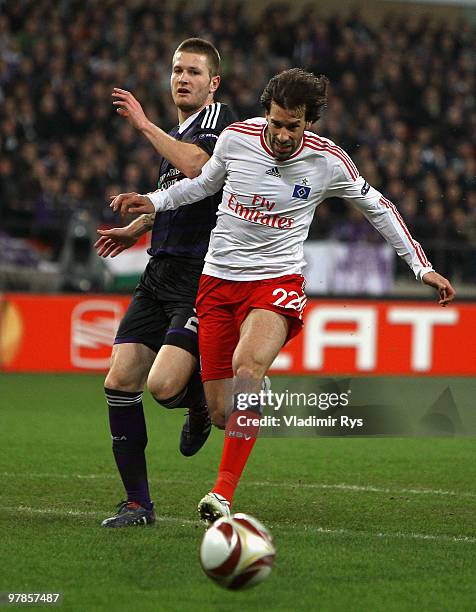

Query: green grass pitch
[1,374,475,611]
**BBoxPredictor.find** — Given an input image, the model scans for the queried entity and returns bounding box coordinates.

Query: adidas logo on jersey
[266,166,281,178]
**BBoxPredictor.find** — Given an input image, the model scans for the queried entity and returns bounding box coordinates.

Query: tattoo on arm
[141,213,156,230]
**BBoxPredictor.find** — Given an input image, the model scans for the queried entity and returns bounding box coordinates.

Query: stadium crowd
[0,0,475,280]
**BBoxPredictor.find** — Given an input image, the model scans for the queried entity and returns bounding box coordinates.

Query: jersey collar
[178,109,202,134]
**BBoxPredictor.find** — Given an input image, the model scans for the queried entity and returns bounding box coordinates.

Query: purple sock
[105,387,153,510]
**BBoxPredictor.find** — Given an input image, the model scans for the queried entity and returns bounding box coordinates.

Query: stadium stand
[0,0,474,286]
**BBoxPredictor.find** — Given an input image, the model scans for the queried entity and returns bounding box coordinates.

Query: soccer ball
[199,513,276,590]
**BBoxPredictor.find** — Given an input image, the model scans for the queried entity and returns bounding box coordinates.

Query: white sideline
[9,505,476,544]
[252,481,476,498]
[3,471,476,499]
[12,505,196,525]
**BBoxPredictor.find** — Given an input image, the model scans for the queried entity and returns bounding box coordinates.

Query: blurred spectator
[0,0,474,283]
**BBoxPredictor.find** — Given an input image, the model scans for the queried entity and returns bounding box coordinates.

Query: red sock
[211,435,257,504]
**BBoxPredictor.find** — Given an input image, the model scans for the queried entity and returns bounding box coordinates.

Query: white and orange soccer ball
[199,513,276,590]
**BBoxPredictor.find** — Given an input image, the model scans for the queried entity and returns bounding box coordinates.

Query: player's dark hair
[174,38,221,77]
[260,68,329,123]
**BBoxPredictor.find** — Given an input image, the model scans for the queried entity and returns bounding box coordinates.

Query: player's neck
[177,95,215,125]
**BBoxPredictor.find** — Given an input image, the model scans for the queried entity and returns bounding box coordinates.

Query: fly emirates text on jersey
[227,193,295,230]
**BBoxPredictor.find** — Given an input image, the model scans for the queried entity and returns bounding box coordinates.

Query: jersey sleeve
[147,130,229,212]
[324,160,434,281]
[189,103,237,157]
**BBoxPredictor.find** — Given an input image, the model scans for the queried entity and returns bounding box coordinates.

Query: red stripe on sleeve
[306,135,359,178]
[379,196,430,267]
[304,141,358,181]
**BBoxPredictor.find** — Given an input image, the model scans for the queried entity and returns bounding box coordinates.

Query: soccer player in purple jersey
[95,39,236,528]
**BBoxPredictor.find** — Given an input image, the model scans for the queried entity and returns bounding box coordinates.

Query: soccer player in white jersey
[110,68,456,523]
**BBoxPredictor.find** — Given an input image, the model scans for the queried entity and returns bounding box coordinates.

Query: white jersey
[147,117,433,281]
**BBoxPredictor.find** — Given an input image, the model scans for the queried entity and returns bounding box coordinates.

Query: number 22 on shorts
[271,287,307,314]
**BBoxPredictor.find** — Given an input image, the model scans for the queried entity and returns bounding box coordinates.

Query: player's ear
[209,75,220,94]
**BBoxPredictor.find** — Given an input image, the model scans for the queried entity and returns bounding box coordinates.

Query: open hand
[112,88,149,131]
[94,227,139,258]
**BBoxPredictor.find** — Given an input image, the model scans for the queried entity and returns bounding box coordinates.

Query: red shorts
[196,273,307,381]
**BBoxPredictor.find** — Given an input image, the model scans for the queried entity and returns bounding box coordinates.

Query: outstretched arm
[112,88,208,178]
[326,164,456,305]
[94,212,155,258]
[111,132,229,216]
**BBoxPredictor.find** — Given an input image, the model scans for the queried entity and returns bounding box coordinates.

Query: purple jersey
[149,102,236,260]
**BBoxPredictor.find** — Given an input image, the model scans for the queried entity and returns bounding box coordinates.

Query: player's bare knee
[147,375,181,402]
[234,363,266,383]
[104,370,142,393]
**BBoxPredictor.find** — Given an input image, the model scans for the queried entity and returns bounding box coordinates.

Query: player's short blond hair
[174,38,221,78]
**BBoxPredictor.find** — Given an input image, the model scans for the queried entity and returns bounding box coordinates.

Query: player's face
[171,52,219,113]
[265,103,307,161]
